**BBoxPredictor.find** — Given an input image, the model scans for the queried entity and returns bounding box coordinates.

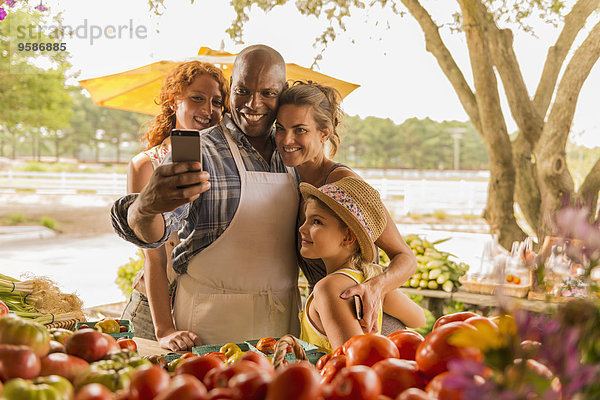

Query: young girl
[298,177,426,352]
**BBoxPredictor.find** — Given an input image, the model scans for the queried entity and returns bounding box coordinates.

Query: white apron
[173,124,301,344]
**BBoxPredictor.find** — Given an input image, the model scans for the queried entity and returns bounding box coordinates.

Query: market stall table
[400,287,562,318]
[133,337,180,357]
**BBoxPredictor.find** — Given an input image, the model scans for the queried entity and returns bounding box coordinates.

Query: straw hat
[299,177,387,262]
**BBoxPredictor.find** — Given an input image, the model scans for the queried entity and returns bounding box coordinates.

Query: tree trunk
[115,137,121,163]
[536,20,600,238]
[55,136,60,162]
[11,131,16,159]
[512,134,542,236]
[459,0,526,249]
[578,158,600,218]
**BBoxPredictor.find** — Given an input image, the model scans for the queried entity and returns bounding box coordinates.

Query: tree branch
[484,15,544,145]
[533,0,600,117]
[578,157,600,215]
[401,0,482,133]
[540,20,600,158]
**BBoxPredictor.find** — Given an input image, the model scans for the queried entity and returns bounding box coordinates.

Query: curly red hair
[144,61,230,149]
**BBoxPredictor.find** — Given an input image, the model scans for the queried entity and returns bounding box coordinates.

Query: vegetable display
[402,234,470,292]
[1,309,597,399]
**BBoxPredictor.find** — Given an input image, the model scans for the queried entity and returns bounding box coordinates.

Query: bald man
[112,45,301,348]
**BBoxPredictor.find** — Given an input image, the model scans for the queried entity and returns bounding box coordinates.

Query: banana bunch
[402,234,469,292]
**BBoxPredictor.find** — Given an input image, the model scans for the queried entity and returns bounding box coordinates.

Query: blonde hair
[306,196,383,280]
[278,81,343,158]
[144,61,230,149]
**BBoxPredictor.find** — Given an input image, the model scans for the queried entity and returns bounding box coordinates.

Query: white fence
[0,170,489,214]
[0,170,126,195]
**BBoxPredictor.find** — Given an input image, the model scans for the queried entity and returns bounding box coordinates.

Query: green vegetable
[442,281,454,293]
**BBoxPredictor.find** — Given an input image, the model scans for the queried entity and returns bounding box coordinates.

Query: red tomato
[0,300,9,317]
[326,365,382,400]
[75,383,114,400]
[40,352,89,382]
[342,335,364,355]
[206,360,260,390]
[371,358,425,398]
[345,334,399,367]
[116,338,137,352]
[316,353,332,371]
[425,371,463,400]
[201,352,227,363]
[332,346,344,357]
[0,344,41,380]
[240,350,275,375]
[0,314,51,357]
[228,369,272,400]
[415,321,482,378]
[432,311,479,331]
[129,364,171,400]
[66,329,112,362]
[265,362,321,400]
[396,387,432,399]
[207,387,238,400]
[117,337,137,351]
[176,354,225,383]
[255,337,277,354]
[103,333,120,354]
[320,355,347,385]
[386,330,424,361]
[154,374,208,400]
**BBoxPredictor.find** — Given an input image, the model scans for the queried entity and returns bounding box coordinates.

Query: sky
[25,0,600,148]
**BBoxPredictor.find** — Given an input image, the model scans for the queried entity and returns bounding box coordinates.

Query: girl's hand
[340,281,384,334]
[157,329,202,351]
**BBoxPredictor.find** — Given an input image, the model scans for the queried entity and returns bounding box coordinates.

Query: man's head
[230,45,286,138]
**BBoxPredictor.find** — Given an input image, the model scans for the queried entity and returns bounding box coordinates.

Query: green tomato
[0,375,73,400]
[0,315,50,358]
[34,376,74,400]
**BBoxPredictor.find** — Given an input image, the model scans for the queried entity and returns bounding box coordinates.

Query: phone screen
[353,295,363,320]
[171,129,202,167]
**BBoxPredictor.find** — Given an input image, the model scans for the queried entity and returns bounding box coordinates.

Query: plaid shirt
[111,114,295,274]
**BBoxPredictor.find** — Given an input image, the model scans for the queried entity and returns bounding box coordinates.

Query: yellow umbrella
[79,46,360,116]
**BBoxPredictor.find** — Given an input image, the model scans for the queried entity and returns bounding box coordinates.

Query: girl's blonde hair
[278,81,343,158]
[306,196,383,280]
[144,61,230,149]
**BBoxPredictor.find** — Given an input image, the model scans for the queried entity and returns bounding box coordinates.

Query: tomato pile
[0,312,502,399]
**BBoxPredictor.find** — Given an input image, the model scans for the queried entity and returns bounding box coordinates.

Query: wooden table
[133,337,184,357]
[400,287,561,318]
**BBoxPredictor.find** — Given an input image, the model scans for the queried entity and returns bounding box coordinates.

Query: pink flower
[5,0,15,8]
[35,2,47,12]
[0,7,6,21]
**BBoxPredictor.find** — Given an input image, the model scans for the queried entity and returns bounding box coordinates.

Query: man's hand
[157,329,203,351]
[340,280,385,334]
[128,162,210,243]
[137,161,210,215]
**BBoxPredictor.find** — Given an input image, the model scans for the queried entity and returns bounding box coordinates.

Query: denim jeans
[121,290,157,340]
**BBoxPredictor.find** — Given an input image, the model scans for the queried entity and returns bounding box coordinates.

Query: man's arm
[111,161,210,246]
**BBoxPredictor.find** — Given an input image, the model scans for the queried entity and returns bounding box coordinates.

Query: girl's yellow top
[299,268,383,353]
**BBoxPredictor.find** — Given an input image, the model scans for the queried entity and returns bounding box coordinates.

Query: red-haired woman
[122,61,229,351]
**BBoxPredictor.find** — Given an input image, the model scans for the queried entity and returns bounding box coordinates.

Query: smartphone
[353,295,363,320]
[171,129,202,167]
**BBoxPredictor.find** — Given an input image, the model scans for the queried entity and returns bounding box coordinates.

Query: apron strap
[220,121,247,174]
